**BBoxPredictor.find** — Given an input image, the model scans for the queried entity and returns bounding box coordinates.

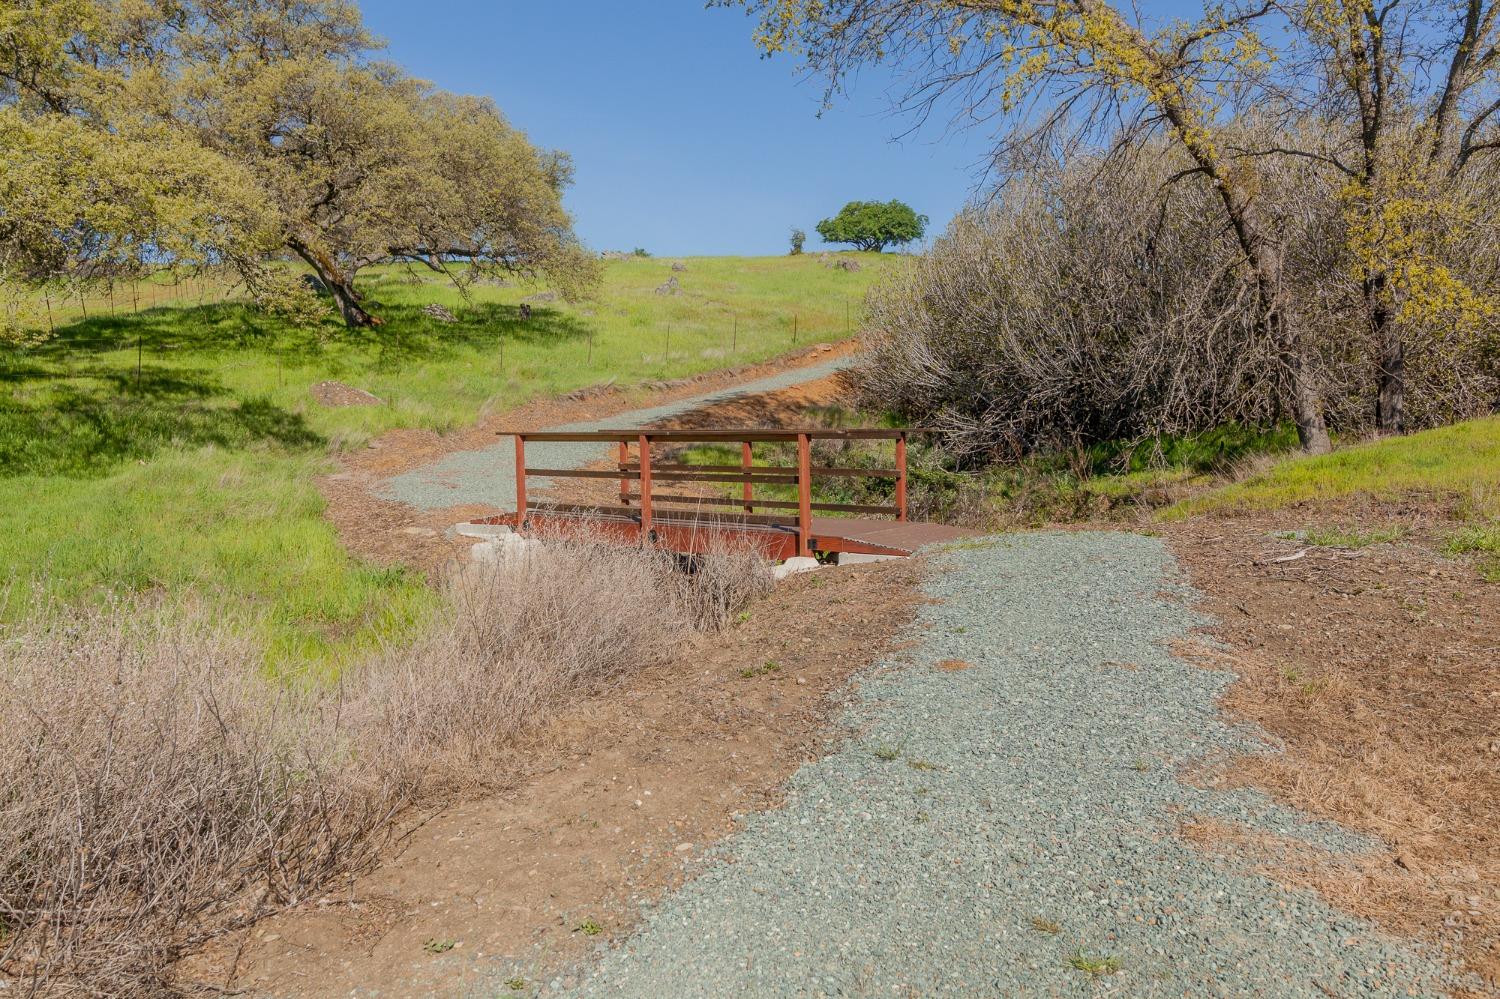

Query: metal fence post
[895,433,909,522]
[741,441,754,513]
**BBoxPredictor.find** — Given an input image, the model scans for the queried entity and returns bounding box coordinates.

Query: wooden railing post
[514,434,528,522]
[796,432,812,557]
[741,441,754,513]
[637,433,653,544]
[618,440,630,505]
[895,433,908,522]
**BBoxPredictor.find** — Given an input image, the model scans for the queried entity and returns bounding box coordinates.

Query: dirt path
[224,559,926,999]
[262,361,1494,997]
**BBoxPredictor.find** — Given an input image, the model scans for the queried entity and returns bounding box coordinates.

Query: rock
[310,380,383,407]
[422,303,458,323]
[451,522,515,540]
[834,258,862,272]
[522,291,558,303]
[654,276,681,296]
[835,552,902,567]
[469,533,540,566]
[670,262,687,272]
[772,556,821,581]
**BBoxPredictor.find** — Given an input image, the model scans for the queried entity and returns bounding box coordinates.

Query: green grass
[1301,524,1408,548]
[1444,525,1500,581]
[1167,417,1500,518]
[1,255,893,666]
[739,660,782,679]
[0,448,432,675]
[1067,949,1121,976]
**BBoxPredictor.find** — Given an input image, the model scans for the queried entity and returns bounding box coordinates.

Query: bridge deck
[474,504,978,560]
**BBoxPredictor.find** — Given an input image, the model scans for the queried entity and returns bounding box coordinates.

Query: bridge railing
[500,428,915,558]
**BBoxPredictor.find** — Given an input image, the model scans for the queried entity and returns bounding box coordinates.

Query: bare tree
[725,0,1337,451]
[1278,0,1500,432]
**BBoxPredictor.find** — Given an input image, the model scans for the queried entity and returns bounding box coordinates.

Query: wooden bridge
[470,428,978,561]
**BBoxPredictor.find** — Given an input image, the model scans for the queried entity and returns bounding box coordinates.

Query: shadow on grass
[1,296,595,478]
[1,311,325,477]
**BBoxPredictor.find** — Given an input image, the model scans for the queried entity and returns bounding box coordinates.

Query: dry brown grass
[1170,517,1500,990]
[0,534,770,996]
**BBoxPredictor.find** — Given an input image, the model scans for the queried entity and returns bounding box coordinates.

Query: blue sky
[358,1,989,256]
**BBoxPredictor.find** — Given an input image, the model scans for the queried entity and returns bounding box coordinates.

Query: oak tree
[815,199,927,251]
[1,0,597,330]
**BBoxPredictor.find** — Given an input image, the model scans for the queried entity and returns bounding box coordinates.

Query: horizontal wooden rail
[621,462,900,478]
[531,467,801,485]
[642,493,899,516]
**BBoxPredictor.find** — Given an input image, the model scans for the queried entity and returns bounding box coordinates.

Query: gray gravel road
[376,356,853,512]
[542,532,1471,998]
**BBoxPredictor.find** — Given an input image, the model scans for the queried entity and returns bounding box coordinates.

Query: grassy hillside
[0,253,896,668]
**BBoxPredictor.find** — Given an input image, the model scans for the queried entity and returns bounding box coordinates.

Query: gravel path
[376,357,853,512]
[541,532,1471,998]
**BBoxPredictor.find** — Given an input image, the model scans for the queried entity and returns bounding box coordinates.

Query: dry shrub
[0,604,399,997]
[859,132,1500,463]
[0,534,770,996]
[351,532,772,794]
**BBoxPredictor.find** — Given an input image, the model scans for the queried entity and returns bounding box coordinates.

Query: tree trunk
[1264,295,1333,454]
[288,239,383,327]
[1289,350,1333,454]
[1253,246,1333,455]
[1368,276,1405,433]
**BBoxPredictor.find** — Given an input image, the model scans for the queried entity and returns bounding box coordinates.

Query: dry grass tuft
[0,533,770,996]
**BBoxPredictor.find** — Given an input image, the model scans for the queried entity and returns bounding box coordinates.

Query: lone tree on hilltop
[815,201,927,252]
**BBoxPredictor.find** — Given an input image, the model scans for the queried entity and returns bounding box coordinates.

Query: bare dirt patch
[220,557,925,998]
[1165,501,1500,989]
[311,380,383,407]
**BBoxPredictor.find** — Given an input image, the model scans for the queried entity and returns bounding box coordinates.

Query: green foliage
[1,0,596,329]
[789,227,806,255]
[815,200,927,252]
[1168,417,1500,517]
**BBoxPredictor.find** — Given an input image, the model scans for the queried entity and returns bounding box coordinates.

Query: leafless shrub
[0,535,770,995]
[0,602,400,997]
[350,532,769,795]
[858,135,1499,461]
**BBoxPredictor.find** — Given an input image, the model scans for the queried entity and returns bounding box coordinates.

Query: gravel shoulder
[546,531,1474,998]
